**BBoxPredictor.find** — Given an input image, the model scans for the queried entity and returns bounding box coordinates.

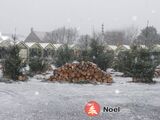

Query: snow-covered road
[0,77,160,120]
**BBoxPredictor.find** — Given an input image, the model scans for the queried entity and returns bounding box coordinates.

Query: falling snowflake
[132,16,138,21]
[76,26,81,31]
[67,18,71,23]
[35,91,39,95]
[151,10,156,14]
[87,18,92,22]
[115,89,120,94]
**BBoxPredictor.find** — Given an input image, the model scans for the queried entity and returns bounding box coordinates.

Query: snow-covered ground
[0,77,160,120]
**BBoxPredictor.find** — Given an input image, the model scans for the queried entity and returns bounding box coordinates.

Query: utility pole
[147,20,149,27]
[102,24,104,35]
[12,28,17,46]
[146,20,149,46]
[101,24,105,44]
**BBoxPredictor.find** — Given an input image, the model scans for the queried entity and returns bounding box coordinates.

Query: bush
[0,47,10,59]
[114,45,159,82]
[112,50,132,76]
[55,44,75,67]
[88,39,114,70]
[77,49,90,62]
[3,45,24,80]
[130,46,157,83]
[29,57,49,74]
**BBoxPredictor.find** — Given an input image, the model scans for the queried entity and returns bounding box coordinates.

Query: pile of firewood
[18,75,28,81]
[49,61,112,83]
[155,68,160,78]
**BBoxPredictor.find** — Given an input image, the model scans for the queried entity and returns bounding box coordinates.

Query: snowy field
[0,77,160,120]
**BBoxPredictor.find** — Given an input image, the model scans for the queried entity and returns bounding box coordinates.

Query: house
[25,28,52,43]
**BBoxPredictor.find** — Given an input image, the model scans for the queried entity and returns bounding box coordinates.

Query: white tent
[151,44,160,52]
[53,44,63,50]
[0,40,12,47]
[105,45,117,51]
[116,45,130,51]
[39,43,55,50]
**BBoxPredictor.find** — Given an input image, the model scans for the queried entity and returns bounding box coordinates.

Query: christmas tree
[3,35,23,80]
[130,45,157,83]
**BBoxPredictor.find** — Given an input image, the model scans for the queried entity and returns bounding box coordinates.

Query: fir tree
[29,57,48,75]
[113,50,132,76]
[114,45,159,83]
[130,45,157,83]
[55,44,74,67]
[3,44,23,80]
[89,39,114,70]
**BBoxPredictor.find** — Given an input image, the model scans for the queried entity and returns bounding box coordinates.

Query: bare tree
[124,26,139,45]
[46,27,79,44]
[104,30,125,45]
[136,26,159,46]
[78,35,91,50]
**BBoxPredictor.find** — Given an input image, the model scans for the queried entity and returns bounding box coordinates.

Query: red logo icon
[85,101,101,117]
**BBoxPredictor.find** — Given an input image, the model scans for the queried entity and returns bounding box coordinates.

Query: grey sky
[0,0,159,36]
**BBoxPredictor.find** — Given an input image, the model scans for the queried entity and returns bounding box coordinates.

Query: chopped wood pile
[154,65,160,77]
[49,61,112,83]
[18,75,28,81]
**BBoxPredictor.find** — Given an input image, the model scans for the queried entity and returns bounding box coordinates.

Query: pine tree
[3,44,23,80]
[29,57,48,74]
[114,45,158,82]
[113,50,132,76]
[78,50,90,62]
[115,45,158,82]
[136,26,159,46]
[55,44,74,67]
[130,46,157,83]
[89,39,114,70]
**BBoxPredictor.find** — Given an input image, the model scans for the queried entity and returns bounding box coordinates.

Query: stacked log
[18,75,28,81]
[155,69,160,77]
[49,61,112,83]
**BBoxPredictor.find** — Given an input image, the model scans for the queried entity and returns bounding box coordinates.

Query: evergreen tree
[3,45,23,80]
[55,44,74,67]
[29,57,48,74]
[113,50,132,76]
[78,49,90,62]
[89,39,114,70]
[136,26,159,46]
[129,46,157,83]
[114,45,159,82]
